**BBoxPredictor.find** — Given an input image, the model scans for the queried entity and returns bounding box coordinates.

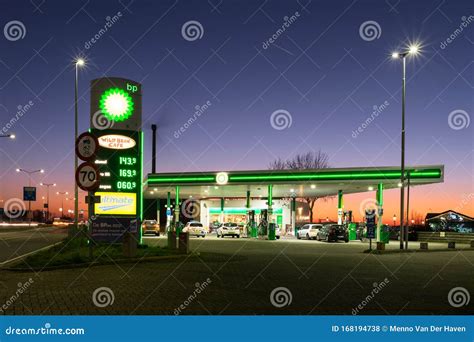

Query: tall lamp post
[16,168,44,224]
[40,182,56,223]
[391,44,420,250]
[57,191,69,218]
[74,58,85,235]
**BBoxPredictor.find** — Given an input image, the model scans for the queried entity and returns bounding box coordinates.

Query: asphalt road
[0,226,67,265]
[0,234,473,315]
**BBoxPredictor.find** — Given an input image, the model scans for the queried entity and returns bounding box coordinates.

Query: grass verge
[8,233,182,270]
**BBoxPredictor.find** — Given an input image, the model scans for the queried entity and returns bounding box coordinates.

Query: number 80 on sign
[75,162,101,191]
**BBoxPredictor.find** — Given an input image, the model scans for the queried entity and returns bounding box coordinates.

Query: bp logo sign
[99,88,134,122]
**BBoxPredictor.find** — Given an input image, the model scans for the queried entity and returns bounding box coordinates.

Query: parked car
[275,224,281,240]
[297,224,322,240]
[388,225,418,241]
[217,222,240,238]
[141,220,160,236]
[183,221,207,237]
[317,224,349,242]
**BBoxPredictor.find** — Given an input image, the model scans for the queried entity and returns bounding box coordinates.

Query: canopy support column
[376,183,384,243]
[337,190,344,225]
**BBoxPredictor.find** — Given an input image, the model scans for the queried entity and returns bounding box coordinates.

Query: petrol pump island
[75,77,444,250]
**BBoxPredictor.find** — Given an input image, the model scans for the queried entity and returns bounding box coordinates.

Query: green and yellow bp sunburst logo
[99,88,134,122]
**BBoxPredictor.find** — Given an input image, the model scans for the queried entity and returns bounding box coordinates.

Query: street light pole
[400,55,406,250]
[57,191,69,218]
[74,58,85,236]
[40,182,56,223]
[391,44,419,250]
[16,168,44,225]
[0,134,15,139]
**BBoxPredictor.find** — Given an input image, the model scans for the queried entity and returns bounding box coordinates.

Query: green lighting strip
[147,169,441,185]
[139,131,144,245]
[229,170,441,182]
[148,176,216,183]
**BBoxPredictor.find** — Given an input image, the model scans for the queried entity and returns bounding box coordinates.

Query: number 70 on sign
[75,162,101,191]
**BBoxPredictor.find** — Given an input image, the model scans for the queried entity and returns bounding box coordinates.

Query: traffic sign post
[76,132,98,162]
[75,162,100,192]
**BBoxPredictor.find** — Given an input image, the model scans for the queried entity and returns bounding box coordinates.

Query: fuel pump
[344,210,357,241]
[247,210,256,238]
[259,209,268,236]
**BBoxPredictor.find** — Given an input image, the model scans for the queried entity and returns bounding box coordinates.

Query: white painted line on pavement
[0,241,63,267]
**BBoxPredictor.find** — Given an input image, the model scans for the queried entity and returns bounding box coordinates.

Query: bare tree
[269,151,330,222]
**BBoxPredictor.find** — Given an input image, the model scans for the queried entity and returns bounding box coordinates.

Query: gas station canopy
[144,165,444,199]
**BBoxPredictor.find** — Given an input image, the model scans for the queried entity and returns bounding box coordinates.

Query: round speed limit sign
[75,162,100,191]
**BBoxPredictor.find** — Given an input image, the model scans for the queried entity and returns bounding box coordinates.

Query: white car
[297,224,322,240]
[183,221,207,238]
[217,223,240,238]
[275,225,281,240]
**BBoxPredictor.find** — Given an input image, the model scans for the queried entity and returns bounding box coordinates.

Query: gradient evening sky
[0,0,473,221]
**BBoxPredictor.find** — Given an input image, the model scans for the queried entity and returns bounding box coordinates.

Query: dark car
[317,224,349,242]
[389,226,418,241]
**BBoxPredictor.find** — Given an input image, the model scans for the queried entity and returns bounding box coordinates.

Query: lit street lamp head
[9,134,15,139]
[76,58,85,66]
